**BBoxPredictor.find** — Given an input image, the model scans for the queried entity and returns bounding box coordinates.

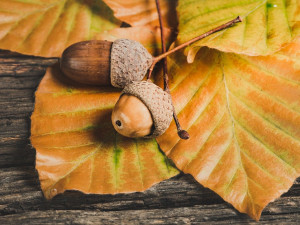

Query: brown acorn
[60,39,153,88]
[60,17,242,89]
[111,93,154,138]
[111,81,173,138]
[62,18,242,139]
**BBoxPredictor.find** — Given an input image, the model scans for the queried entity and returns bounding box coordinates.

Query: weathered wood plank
[1,200,300,225]
[0,140,34,168]
[0,167,223,213]
[1,165,300,220]
[0,49,300,224]
[0,51,55,119]
[0,92,35,118]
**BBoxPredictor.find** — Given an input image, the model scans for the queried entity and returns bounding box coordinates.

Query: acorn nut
[60,17,242,89]
[60,17,242,140]
[60,39,153,88]
[111,94,153,138]
[112,81,173,138]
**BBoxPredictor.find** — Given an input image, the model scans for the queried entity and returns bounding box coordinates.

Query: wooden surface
[0,50,300,224]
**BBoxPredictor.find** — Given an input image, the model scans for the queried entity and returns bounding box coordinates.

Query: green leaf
[177,0,300,58]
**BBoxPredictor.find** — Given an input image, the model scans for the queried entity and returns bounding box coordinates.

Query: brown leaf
[95,25,173,56]
[0,0,120,57]
[30,23,179,199]
[157,37,300,220]
[30,64,178,199]
[102,0,178,29]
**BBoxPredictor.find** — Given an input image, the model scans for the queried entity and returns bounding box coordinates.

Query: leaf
[102,0,178,29]
[30,64,178,199]
[157,37,300,220]
[95,25,174,55]
[0,0,120,57]
[177,0,300,58]
[30,28,179,199]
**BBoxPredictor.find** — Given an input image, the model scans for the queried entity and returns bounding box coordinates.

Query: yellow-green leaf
[177,0,300,57]
[157,37,300,220]
[30,64,178,199]
[0,0,120,57]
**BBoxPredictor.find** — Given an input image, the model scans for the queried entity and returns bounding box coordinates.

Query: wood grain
[0,50,299,224]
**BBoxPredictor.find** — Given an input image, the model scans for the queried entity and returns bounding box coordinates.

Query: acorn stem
[147,16,242,80]
[155,0,189,140]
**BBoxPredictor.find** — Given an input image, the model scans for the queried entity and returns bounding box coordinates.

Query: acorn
[111,81,173,138]
[60,17,241,89]
[60,17,242,139]
[60,39,153,88]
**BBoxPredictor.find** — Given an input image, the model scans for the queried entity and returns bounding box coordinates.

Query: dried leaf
[96,25,173,55]
[177,0,300,58]
[0,0,120,57]
[157,37,300,220]
[30,64,178,199]
[102,0,178,29]
[30,25,179,199]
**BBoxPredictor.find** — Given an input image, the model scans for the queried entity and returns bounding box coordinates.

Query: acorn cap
[121,81,173,138]
[110,39,153,88]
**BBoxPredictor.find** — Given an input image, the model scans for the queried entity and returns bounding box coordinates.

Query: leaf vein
[234,117,297,172]
[135,139,145,189]
[184,111,226,170]
[229,90,300,143]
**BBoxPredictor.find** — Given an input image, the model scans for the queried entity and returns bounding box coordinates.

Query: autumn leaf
[29,25,179,199]
[177,0,300,57]
[3,0,298,220]
[102,0,178,29]
[157,37,300,220]
[95,25,173,55]
[0,0,120,57]
[30,64,178,199]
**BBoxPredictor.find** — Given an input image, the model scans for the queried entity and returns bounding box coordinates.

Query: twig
[154,0,190,140]
[147,16,242,80]
[155,0,168,91]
